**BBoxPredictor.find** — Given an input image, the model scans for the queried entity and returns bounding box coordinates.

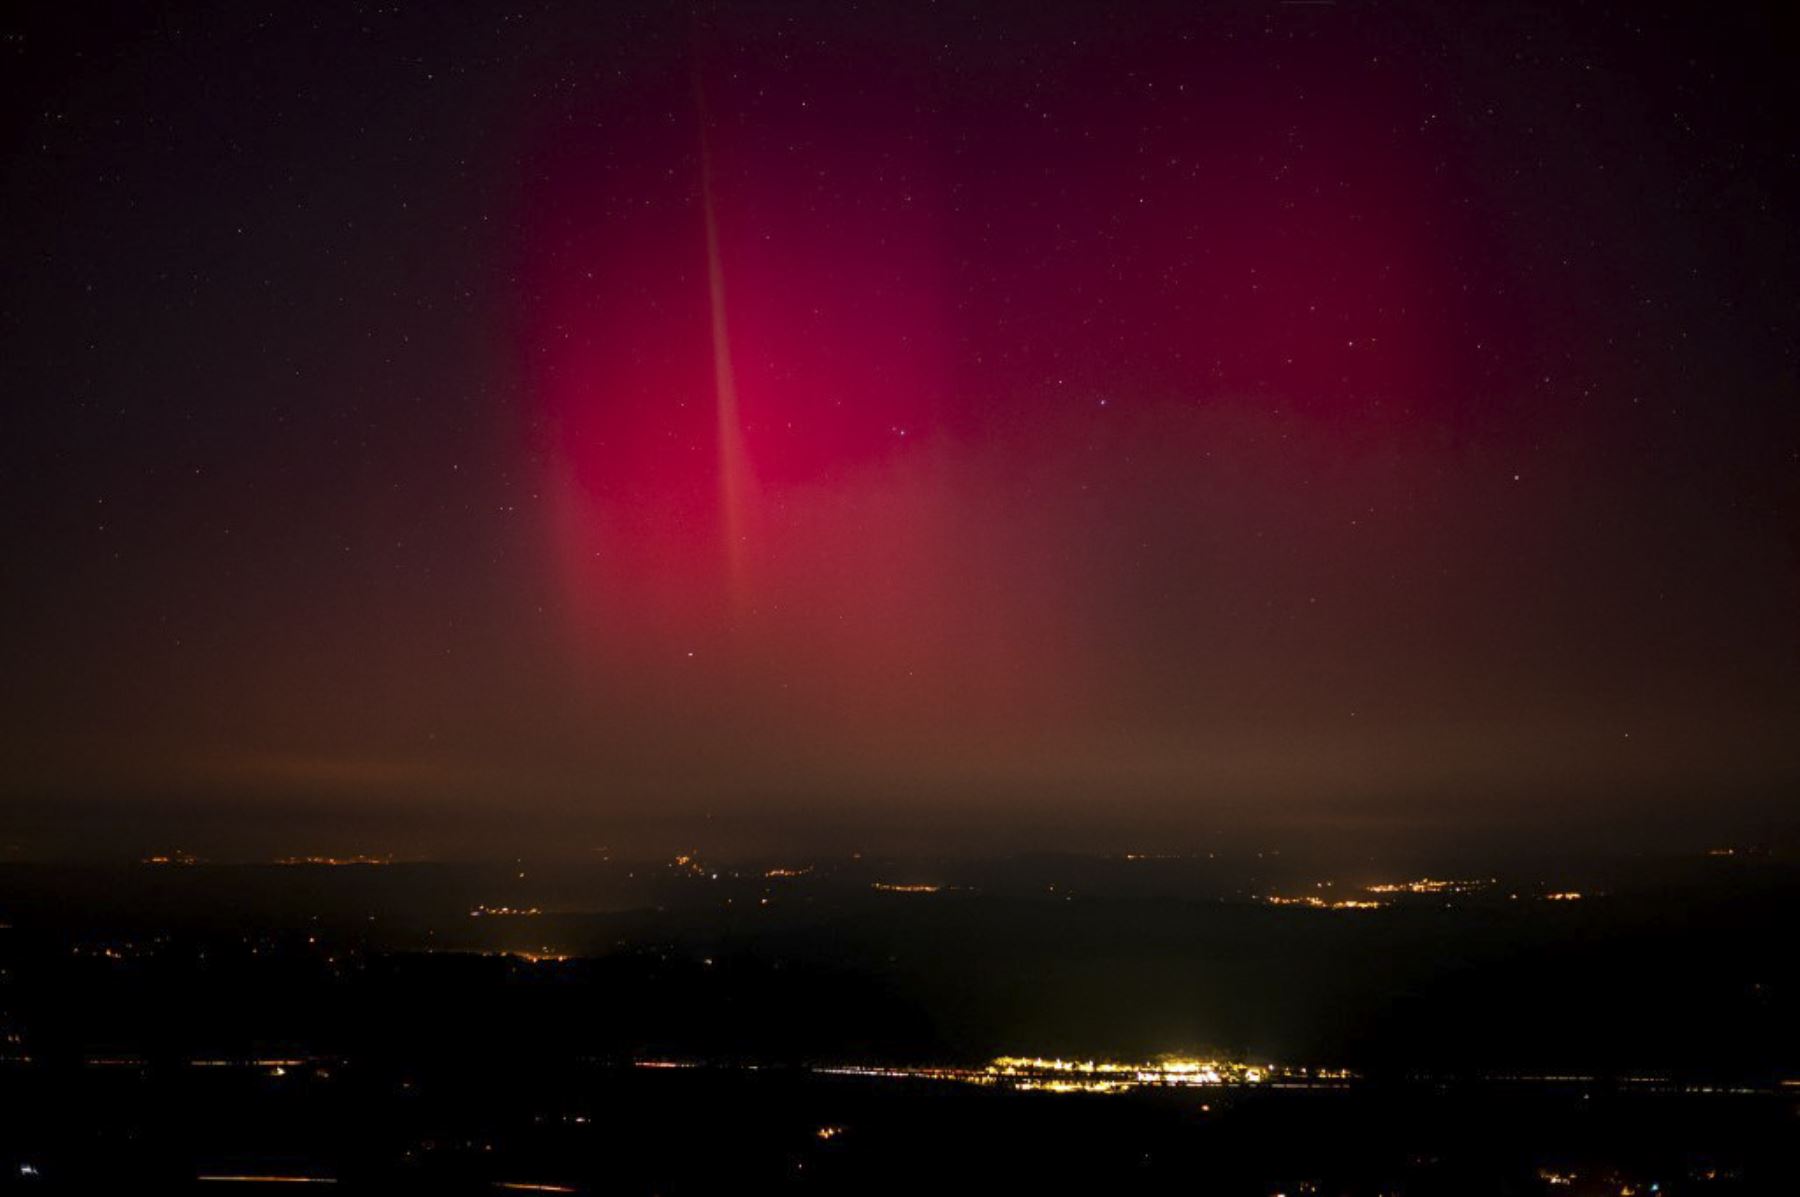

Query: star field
[2,0,1795,857]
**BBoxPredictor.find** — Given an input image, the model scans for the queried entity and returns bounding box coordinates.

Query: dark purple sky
[3,2,1795,858]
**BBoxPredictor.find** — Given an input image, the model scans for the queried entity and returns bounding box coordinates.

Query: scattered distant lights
[1363,877,1494,895]
[1254,878,1597,909]
[1262,895,1385,910]
[274,856,394,867]
[141,850,201,866]
[870,882,940,894]
[142,853,398,867]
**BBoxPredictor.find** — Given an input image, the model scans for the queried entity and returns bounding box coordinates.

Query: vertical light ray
[696,75,752,599]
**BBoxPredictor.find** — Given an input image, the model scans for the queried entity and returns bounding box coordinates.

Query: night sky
[4,2,1795,857]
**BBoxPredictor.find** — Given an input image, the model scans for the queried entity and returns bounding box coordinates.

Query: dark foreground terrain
[1,849,1796,1193]
[7,1062,1798,1194]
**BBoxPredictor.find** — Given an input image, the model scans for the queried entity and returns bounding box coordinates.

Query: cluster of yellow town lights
[1262,895,1385,910]
[987,1056,1287,1092]
[1364,877,1493,895]
[803,1056,1352,1095]
[1261,878,1587,907]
